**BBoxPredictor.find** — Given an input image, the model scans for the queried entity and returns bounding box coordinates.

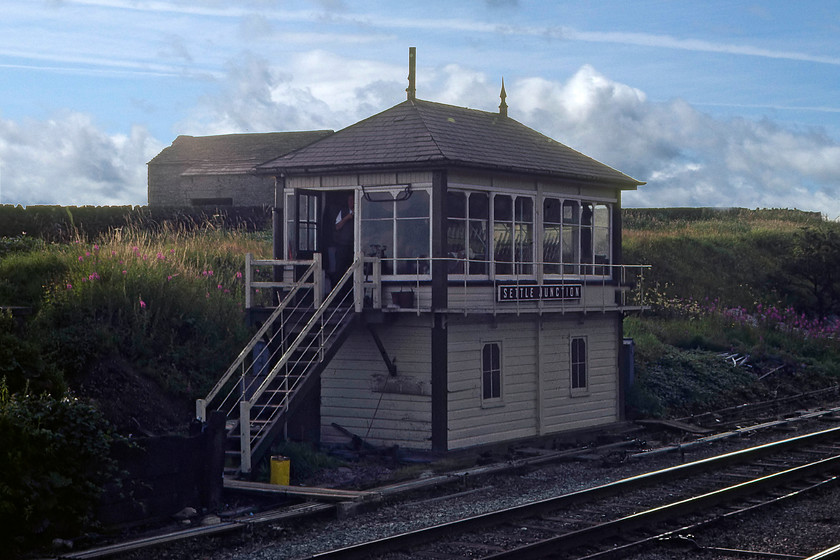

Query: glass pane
[544,197,562,224]
[361,194,393,219]
[469,192,489,219]
[514,223,533,274]
[562,224,578,274]
[447,218,466,274]
[494,221,512,275]
[563,200,579,224]
[468,219,488,274]
[515,197,533,223]
[447,191,466,218]
[581,203,594,265]
[285,193,296,256]
[397,190,429,218]
[594,226,610,258]
[594,204,610,228]
[360,220,392,258]
[299,223,317,251]
[494,195,512,221]
[544,225,561,274]
[396,219,430,274]
[299,194,318,221]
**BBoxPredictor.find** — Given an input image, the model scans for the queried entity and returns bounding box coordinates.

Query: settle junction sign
[497,284,582,302]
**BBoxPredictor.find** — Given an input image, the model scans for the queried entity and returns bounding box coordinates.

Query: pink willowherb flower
[139,298,147,309]
[66,283,73,290]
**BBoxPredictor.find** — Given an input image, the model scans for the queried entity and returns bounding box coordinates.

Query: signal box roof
[257,99,642,188]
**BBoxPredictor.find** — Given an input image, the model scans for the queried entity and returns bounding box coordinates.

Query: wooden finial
[407,47,417,101]
[499,78,508,117]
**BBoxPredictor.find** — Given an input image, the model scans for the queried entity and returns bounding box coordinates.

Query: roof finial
[499,78,508,117]
[406,47,417,101]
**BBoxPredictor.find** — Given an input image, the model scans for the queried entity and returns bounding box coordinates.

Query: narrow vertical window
[482,342,502,401]
[446,191,467,273]
[571,337,587,391]
[543,197,562,275]
[493,195,513,275]
[580,203,594,274]
[514,197,533,274]
[562,200,579,275]
[395,190,430,274]
[468,193,489,275]
[298,193,319,252]
[493,194,534,276]
[593,204,611,274]
[360,192,395,275]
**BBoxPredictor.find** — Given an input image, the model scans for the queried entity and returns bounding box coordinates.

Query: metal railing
[236,254,649,316]
[197,255,359,473]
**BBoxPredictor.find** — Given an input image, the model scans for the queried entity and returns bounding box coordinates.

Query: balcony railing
[243,253,650,315]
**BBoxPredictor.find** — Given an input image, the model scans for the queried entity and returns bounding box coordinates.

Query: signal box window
[571,337,588,395]
[482,342,502,402]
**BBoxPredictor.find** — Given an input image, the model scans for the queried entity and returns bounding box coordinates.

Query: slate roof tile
[149,131,333,174]
[257,100,641,187]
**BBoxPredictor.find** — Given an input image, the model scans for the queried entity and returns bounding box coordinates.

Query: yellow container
[269,455,290,486]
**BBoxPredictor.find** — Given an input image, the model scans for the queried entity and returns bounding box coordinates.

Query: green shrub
[0,249,68,309]
[0,380,118,552]
[0,312,65,396]
[631,348,761,417]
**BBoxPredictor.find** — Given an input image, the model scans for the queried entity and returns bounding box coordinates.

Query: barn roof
[149,131,333,175]
[256,99,642,188]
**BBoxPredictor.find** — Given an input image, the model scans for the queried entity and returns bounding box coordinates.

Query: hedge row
[0,205,273,241]
[623,207,823,229]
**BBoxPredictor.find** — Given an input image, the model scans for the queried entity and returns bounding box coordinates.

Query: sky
[1,1,839,218]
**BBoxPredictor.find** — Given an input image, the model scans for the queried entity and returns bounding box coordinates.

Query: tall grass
[2,224,272,399]
[623,209,839,310]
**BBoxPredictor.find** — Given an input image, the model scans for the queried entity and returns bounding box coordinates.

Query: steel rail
[482,455,840,559]
[573,474,839,560]
[308,426,840,559]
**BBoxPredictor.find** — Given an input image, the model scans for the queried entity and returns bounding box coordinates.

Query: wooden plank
[223,479,378,502]
[635,418,714,435]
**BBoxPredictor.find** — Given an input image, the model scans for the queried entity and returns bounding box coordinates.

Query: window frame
[446,190,490,278]
[570,336,588,396]
[541,196,613,279]
[481,341,504,406]
[492,192,535,278]
[359,185,432,279]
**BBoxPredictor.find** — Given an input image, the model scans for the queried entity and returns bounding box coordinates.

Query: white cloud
[4,53,840,220]
[179,51,404,134]
[0,113,160,206]
[500,66,840,219]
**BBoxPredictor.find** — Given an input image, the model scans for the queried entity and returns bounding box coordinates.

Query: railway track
[53,401,840,560]
[307,426,840,559]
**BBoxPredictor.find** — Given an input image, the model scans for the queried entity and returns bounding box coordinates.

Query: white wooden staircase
[196,255,360,476]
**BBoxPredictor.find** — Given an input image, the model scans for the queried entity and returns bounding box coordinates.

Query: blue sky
[1,1,839,218]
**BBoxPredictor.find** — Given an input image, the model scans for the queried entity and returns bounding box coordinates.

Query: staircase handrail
[246,258,360,415]
[197,258,320,420]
